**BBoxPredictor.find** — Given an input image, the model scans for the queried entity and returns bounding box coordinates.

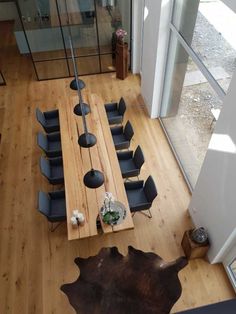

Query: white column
[189,69,236,263]
[131,0,144,74]
[140,0,172,118]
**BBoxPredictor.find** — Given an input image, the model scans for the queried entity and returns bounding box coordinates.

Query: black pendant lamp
[74,102,90,116]
[78,133,97,148]
[70,78,86,91]
[83,169,104,189]
[69,36,104,189]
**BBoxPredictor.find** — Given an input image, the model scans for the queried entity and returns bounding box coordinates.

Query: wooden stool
[181,230,209,259]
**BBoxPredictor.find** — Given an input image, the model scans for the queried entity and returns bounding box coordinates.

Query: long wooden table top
[59,93,134,240]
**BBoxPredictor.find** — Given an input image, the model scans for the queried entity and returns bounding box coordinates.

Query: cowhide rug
[61,246,188,314]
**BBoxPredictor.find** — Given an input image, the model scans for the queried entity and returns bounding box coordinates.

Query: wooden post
[181,230,209,259]
[116,42,128,80]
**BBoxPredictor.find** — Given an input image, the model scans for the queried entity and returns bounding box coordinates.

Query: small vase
[117,38,124,45]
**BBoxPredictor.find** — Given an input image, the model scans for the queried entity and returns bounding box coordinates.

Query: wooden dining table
[59,93,134,240]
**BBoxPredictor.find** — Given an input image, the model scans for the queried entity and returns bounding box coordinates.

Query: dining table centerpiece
[101,192,126,226]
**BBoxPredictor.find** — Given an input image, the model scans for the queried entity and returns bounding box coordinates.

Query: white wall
[140,0,172,118]
[0,2,18,21]
[189,69,236,263]
[131,0,144,74]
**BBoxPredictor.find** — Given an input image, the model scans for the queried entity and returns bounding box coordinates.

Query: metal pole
[68,37,88,135]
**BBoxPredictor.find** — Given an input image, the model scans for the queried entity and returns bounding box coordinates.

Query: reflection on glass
[16,0,131,78]
[96,0,131,58]
[172,0,236,92]
[35,59,69,79]
[27,26,66,61]
[57,0,95,26]
[17,0,66,61]
[161,40,222,187]
[62,25,99,57]
[68,56,100,75]
[100,54,115,72]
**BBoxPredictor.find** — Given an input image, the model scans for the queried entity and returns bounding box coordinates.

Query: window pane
[68,56,100,75]
[62,25,99,57]
[172,0,236,92]
[96,0,130,53]
[35,60,69,80]
[100,54,115,72]
[18,0,67,61]
[161,34,222,188]
[26,27,67,61]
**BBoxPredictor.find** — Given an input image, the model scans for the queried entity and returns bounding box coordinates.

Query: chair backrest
[38,191,50,217]
[40,156,51,179]
[118,97,126,116]
[144,176,158,203]
[133,145,145,170]
[124,120,134,141]
[36,108,46,126]
[37,132,48,151]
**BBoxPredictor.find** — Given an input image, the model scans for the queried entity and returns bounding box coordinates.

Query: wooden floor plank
[0,21,234,314]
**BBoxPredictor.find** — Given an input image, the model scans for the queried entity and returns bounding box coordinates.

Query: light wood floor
[0,21,235,314]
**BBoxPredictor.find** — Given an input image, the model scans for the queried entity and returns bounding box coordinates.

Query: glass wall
[172,0,236,92]
[160,0,236,188]
[16,0,131,80]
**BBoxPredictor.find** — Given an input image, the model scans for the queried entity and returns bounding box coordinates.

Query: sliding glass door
[16,0,131,80]
[160,0,236,189]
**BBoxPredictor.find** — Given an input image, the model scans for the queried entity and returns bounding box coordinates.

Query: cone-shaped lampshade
[73,103,90,116]
[84,169,104,189]
[78,133,97,148]
[70,78,85,90]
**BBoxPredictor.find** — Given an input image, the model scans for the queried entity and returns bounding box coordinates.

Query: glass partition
[16,0,131,80]
[161,50,222,187]
[172,0,236,92]
[159,0,234,189]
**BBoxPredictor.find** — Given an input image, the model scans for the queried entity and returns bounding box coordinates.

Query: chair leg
[125,175,140,182]
[125,177,133,182]
[132,210,152,219]
[141,209,152,219]
[49,221,64,232]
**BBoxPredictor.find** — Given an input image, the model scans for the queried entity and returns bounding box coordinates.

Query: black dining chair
[117,145,145,179]
[105,97,126,125]
[40,156,64,185]
[37,131,62,158]
[124,176,158,218]
[37,190,66,231]
[110,120,134,150]
[36,108,60,133]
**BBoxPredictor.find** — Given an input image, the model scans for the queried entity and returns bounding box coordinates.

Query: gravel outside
[162,2,236,187]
